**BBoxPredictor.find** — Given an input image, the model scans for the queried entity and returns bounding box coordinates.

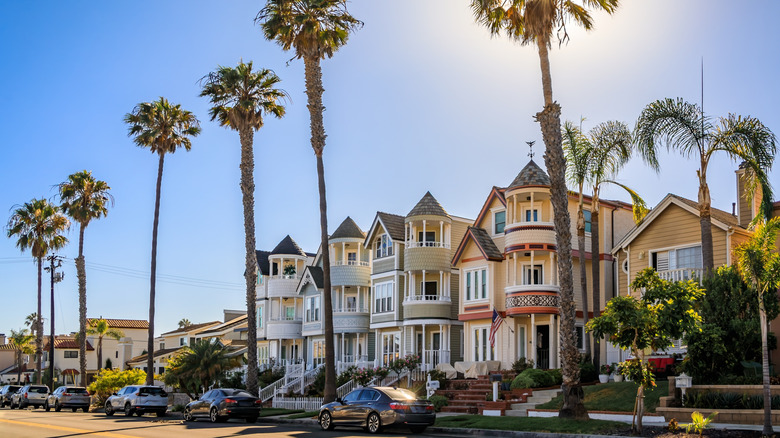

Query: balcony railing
[334,305,369,313]
[657,268,703,283]
[405,241,451,249]
[422,349,450,370]
[405,294,451,302]
[268,315,303,322]
[334,260,369,267]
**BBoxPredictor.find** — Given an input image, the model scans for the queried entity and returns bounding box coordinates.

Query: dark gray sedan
[319,386,435,434]
[0,385,21,407]
[183,388,261,423]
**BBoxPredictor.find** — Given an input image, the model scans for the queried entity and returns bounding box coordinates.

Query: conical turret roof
[508,160,550,189]
[270,235,307,256]
[407,191,450,218]
[330,216,365,240]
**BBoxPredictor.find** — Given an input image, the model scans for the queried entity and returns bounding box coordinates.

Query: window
[381,332,401,366]
[345,295,357,311]
[523,265,543,285]
[575,325,584,350]
[494,211,506,234]
[285,306,296,320]
[418,231,436,246]
[524,208,539,222]
[158,367,165,375]
[421,281,437,298]
[373,282,394,313]
[312,339,325,365]
[115,351,118,358]
[347,252,357,264]
[472,327,494,361]
[584,210,592,233]
[652,246,702,271]
[465,268,488,301]
[306,296,321,322]
[64,351,78,359]
[257,307,263,328]
[158,343,164,350]
[179,337,187,347]
[375,234,393,258]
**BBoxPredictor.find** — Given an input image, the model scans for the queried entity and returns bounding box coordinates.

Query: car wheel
[319,410,335,431]
[366,412,382,434]
[83,407,89,413]
[55,401,62,412]
[410,426,427,434]
[105,402,114,416]
[209,407,220,423]
[43,400,50,412]
[124,403,133,417]
[9,401,15,409]
[246,415,257,423]
[183,407,193,422]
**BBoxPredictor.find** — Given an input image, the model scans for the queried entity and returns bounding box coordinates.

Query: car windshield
[66,388,88,394]
[30,387,48,394]
[382,388,418,401]
[139,387,166,396]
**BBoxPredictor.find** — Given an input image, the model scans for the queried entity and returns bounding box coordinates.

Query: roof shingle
[160,321,221,336]
[270,235,307,256]
[508,160,550,188]
[669,194,740,227]
[256,250,271,276]
[330,217,365,240]
[407,192,450,218]
[376,212,406,241]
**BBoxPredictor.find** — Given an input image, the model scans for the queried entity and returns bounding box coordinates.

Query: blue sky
[1,1,778,337]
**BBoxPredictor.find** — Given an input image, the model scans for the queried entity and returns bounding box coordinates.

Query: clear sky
[1,1,778,338]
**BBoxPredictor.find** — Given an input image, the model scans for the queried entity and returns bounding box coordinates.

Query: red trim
[505,243,557,254]
[473,187,507,230]
[505,224,555,233]
[575,311,595,319]
[464,304,490,311]
[459,311,493,321]
[506,307,557,315]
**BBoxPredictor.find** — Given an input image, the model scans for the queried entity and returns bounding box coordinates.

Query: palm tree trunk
[698,177,714,274]
[303,54,336,403]
[238,126,259,396]
[49,256,55,389]
[146,152,165,385]
[16,350,22,384]
[36,257,43,384]
[759,301,772,436]
[97,335,103,372]
[535,37,585,420]
[591,205,601,369]
[577,206,590,358]
[76,223,87,386]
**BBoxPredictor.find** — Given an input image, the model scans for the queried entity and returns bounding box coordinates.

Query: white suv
[105,385,168,417]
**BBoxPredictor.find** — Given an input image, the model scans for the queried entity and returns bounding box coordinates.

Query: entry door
[473,328,493,361]
[536,325,549,369]
[517,326,526,360]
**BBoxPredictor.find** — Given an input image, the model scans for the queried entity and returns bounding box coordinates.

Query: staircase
[504,388,561,417]
[436,377,495,414]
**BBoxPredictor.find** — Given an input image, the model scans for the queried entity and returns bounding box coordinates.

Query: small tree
[587,268,704,433]
[87,368,146,405]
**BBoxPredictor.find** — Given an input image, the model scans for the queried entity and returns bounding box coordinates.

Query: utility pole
[45,255,64,390]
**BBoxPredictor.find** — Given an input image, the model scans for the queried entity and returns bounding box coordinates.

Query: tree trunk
[36,257,43,385]
[49,256,55,390]
[76,223,87,386]
[97,336,103,372]
[698,176,714,274]
[759,301,773,436]
[577,204,590,358]
[535,38,585,420]
[146,152,165,385]
[591,203,601,369]
[303,54,336,403]
[238,126,260,396]
[635,384,645,434]
[16,351,22,384]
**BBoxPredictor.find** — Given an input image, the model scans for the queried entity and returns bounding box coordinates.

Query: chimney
[736,163,762,228]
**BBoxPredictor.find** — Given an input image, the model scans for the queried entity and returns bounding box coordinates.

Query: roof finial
[526,141,536,159]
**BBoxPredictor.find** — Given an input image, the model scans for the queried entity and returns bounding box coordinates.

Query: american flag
[489,308,503,347]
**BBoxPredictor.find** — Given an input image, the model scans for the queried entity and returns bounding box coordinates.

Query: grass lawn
[258,408,304,417]
[285,411,319,419]
[535,380,668,413]
[434,415,625,434]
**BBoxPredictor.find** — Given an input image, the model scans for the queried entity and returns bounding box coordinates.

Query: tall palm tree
[86,319,124,373]
[635,98,777,273]
[257,0,362,403]
[471,0,621,419]
[24,312,41,343]
[734,217,780,437]
[178,318,192,329]
[9,329,35,384]
[200,61,287,396]
[563,120,592,359]
[7,199,69,384]
[125,97,201,385]
[58,170,112,386]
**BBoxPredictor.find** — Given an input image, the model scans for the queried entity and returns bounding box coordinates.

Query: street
[0,408,454,438]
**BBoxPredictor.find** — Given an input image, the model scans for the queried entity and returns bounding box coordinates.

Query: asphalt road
[0,407,454,438]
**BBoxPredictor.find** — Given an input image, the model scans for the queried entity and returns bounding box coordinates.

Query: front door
[536,325,549,369]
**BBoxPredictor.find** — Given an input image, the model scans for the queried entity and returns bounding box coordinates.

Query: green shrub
[337,366,357,387]
[510,368,554,389]
[510,374,535,389]
[547,369,563,386]
[87,368,147,406]
[579,362,598,383]
[512,357,534,374]
[685,411,717,436]
[259,368,285,388]
[427,395,448,412]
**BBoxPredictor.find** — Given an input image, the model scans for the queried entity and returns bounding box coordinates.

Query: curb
[427,427,634,438]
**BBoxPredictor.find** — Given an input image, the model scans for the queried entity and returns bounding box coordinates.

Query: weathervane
[526,141,536,159]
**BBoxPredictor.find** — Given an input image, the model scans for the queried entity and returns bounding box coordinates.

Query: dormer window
[494,211,505,234]
[375,234,393,258]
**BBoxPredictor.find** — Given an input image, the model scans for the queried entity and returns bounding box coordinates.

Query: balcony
[504,222,556,252]
[657,268,703,283]
[331,263,370,287]
[404,246,451,272]
[268,275,299,298]
[334,307,370,332]
[266,317,302,339]
[403,296,451,319]
[422,349,450,371]
[505,284,560,316]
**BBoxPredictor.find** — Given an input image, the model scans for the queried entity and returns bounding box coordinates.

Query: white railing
[405,294,451,302]
[657,268,704,283]
[405,241,451,249]
[422,350,450,370]
[337,379,358,398]
[268,315,303,322]
[285,363,304,377]
[278,364,323,396]
[335,260,370,267]
[334,306,369,313]
[270,274,299,280]
[259,376,286,402]
[272,396,324,411]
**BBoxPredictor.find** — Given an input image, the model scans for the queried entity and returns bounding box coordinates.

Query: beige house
[0,335,35,384]
[42,336,96,385]
[128,320,221,375]
[453,160,635,369]
[85,318,149,372]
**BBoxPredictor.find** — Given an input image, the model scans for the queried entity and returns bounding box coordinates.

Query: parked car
[10,385,50,409]
[44,386,90,412]
[0,385,22,407]
[104,385,167,417]
[183,388,261,423]
[318,386,435,434]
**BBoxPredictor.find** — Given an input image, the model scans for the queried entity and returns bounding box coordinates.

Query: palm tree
[58,170,112,386]
[257,0,362,403]
[9,329,35,384]
[178,319,192,329]
[125,97,201,385]
[471,0,621,419]
[164,339,241,397]
[86,319,124,373]
[635,98,777,273]
[24,313,41,341]
[7,199,69,384]
[563,120,592,359]
[200,61,287,396]
[734,217,780,437]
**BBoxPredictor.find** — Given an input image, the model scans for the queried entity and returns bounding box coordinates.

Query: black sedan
[183,388,261,423]
[319,386,435,434]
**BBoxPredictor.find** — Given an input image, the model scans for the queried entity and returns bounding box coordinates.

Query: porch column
[422,324,426,369]
[342,285,346,311]
[531,314,537,368]
[439,221,444,246]
[513,253,518,286]
[341,333,345,363]
[549,252,554,285]
[439,324,443,366]
[513,196,517,223]
[375,329,380,367]
[422,270,426,297]
[550,315,556,369]
[556,315,561,368]
[343,242,346,265]
[439,272,443,297]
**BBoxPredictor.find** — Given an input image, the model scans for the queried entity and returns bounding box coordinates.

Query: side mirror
[112,392,117,396]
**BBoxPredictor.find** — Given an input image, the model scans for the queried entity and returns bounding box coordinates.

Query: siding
[368,332,376,361]
[373,257,395,274]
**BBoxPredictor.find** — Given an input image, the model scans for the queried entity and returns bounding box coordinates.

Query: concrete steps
[505,388,561,417]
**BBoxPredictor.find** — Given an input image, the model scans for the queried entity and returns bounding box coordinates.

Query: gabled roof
[256,250,271,276]
[271,235,308,257]
[160,321,221,337]
[508,160,550,189]
[330,217,365,240]
[86,318,149,329]
[407,191,450,218]
[364,211,405,247]
[197,315,248,336]
[452,227,505,265]
[612,193,744,253]
[298,266,324,293]
[473,186,507,229]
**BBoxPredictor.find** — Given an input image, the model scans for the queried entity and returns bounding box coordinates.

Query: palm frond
[124,97,201,155]
[604,180,649,224]
[588,120,632,184]
[562,120,592,187]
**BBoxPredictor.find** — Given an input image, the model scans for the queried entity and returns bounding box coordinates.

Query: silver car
[44,386,90,412]
[0,385,22,407]
[105,385,168,417]
[10,385,50,409]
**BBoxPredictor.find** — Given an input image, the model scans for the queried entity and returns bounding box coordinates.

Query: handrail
[336,379,357,398]
[405,294,450,302]
[405,241,451,249]
[259,376,286,402]
[334,260,370,267]
[279,364,324,396]
[333,306,370,313]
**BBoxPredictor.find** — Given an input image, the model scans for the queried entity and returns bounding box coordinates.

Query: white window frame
[64,350,78,359]
[381,332,401,366]
[375,234,393,258]
[522,263,544,285]
[492,210,506,235]
[306,296,321,322]
[649,243,702,270]
[471,326,495,361]
[257,306,263,328]
[373,281,394,314]
[522,207,540,223]
[179,336,187,346]
[464,267,489,302]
